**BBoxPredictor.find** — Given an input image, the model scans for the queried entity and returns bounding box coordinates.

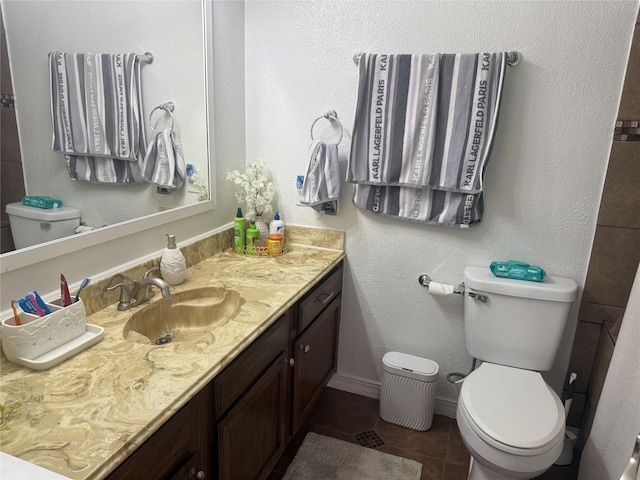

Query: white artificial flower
[226,160,275,221]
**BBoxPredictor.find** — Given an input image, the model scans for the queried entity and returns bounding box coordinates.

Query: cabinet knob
[189,468,206,480]
[289,358,295,366]
[301,344,311,353]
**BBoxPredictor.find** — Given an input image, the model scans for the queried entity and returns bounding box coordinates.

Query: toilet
[6,202,81,249]
[456,266,578,480]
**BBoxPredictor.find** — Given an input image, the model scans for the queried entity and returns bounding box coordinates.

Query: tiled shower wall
[567,8,640,446]
[0,10,25,253]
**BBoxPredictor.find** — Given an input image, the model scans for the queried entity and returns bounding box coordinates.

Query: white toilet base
[468,457,526,480]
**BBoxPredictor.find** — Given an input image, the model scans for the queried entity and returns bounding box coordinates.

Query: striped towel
[349,52,506,193]
[65,155,145,184]
[140,128,186,191]
[354,185,483,227]
[49,52,147,183]
[348,52,507,227]
[299,140,341,212]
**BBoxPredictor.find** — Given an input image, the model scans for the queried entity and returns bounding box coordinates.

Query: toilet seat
[459,363,565,455]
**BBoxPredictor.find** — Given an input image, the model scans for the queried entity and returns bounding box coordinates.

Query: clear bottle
[234,208,246,254]
[160,234,186,285]
[269,211,285,236]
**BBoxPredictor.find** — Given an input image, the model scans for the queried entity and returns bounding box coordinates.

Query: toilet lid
[460,363,564,450]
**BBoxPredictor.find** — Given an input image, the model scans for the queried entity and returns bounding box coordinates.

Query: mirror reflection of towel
[140,128,186,191]
[49,52,147,184]
[65,155,145,184]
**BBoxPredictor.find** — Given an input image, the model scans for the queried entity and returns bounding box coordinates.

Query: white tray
[3,324,104,370]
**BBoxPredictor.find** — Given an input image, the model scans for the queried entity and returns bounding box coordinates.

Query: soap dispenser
[160,234,186,285]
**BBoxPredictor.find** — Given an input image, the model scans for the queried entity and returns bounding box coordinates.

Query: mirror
[0,0,215,269]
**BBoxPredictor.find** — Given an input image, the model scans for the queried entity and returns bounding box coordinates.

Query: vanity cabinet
[105,385,212,480]
[214,313,290,480]
[106,261,343,480]
[291,264,342,433]
[214,262,343,479]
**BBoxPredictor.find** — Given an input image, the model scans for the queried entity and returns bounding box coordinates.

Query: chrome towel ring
[149,102,175,130]
[310,110,344,144]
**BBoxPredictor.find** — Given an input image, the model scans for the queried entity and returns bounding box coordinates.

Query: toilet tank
[6,202,81,249]
[463,266,578,371]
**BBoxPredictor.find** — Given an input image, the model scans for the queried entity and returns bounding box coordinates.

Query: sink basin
[123,287,245,344]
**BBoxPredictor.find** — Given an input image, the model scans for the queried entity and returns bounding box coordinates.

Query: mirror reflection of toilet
[6,202,81,249]
[457,266,578,480]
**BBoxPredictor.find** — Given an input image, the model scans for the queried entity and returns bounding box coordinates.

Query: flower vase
[254,216,269,247]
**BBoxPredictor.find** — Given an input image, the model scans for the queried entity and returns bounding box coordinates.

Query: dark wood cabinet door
[292,295,341,433]
[106,394,205,480]
[216,353,288,480]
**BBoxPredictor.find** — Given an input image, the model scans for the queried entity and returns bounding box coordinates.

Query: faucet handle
[105,283,133,311]
[143,265,161,279]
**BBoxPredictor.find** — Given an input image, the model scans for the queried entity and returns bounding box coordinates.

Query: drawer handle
[317,291,335,306]
[301,344,311,353]
[289,358,295,366]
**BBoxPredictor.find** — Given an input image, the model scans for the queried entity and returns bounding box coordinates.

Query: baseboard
[328,371,458,418]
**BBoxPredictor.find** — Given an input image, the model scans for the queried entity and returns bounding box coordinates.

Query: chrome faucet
[105,266,172,311]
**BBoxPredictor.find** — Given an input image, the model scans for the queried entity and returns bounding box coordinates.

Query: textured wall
[244,0,638,403]
[567,8,640,441]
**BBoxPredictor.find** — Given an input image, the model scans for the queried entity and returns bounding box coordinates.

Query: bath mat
[282,432,422,480]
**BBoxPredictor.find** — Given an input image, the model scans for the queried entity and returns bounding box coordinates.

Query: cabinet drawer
[214,313,289,419]
[298,265,343,332]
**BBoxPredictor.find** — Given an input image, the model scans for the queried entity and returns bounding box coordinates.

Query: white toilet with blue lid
[456,266,578,480]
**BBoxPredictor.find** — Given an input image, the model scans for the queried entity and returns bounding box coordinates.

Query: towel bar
[353,51,522,66]
[136,52,154,64]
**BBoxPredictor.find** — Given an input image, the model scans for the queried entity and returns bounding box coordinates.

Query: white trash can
[380,351,439,431]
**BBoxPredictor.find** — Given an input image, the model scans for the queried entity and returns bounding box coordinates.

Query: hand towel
[348,52,507,194]
[140,128,186,191]
[299,140,341,211]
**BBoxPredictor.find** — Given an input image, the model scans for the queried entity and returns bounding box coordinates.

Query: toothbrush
[75,278,91,303]
[10,300,21,326]
[29,293,47,317]
[61,274,72,307]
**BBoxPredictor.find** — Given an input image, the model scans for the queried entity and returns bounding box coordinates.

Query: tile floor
[270,387,580,480]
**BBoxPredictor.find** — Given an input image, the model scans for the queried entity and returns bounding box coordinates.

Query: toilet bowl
[456,363,565,480]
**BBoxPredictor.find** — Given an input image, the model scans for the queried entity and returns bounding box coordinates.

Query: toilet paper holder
[418,274,465,296]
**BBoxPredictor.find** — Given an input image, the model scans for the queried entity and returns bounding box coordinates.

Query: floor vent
[355,430,385,449]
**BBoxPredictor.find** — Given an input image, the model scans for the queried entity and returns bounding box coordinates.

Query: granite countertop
[0,227,344,479]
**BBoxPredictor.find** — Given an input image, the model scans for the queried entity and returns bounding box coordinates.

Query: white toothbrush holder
[1,299,87,360]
